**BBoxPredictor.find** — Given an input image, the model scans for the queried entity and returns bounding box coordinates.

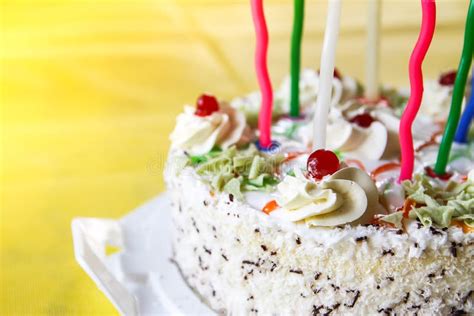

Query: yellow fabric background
[0,0,468,314]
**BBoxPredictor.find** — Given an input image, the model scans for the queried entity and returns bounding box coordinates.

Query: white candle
[313,0,342,150]
[366,0,381,100]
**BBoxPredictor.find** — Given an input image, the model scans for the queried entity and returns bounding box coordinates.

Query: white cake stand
[71,193,215,316]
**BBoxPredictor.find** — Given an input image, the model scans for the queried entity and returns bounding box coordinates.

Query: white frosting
[274,169,369,227]
[420,80,466,119]
[169,104,246,155]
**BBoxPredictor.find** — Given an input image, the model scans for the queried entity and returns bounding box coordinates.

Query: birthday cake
[164,69,474,315]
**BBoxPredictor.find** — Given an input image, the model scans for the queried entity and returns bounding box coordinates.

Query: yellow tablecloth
[0,0,468,314]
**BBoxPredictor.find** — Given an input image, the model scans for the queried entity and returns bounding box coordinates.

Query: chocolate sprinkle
[409,305,421,311]
[203,246,212,255]
[377,308,392,315]
[403,292,410,304]
[386,276,394,282]
[382,249,395,256]
[312,305,324,316]
[450,309,467,316]
[229,194,234,202]
[314,272,322,280]
[356,236,368,242]
[296,237,302,245]
[221,254,228,261]
[242,260,259,267]
[254,228,260,233]
[270,251,277,256]
[312,288,322,295]
[261,245,267,251]
[270,263,277,272]
[430,226,443,235]
[289,269,303,275]
[345,290,360,308]
[450,242,457,257]
[462,290,473,304]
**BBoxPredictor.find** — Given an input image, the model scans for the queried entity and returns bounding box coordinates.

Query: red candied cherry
[438,70,457,86]
[307,149,340,180]
[349,113,375,128]
[195,94,219,117]
[424,166,453,181]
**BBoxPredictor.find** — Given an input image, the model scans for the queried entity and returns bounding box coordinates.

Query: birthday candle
[251,0,273,149]
[366,0,381,100]
[290,0,305,118]
[434,0,474,175]
[398,0,436,182]
[313,0,342,150]
[455,69,474,143]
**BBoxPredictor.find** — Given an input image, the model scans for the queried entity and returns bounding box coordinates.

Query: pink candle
[399,0,436,182]
[251,0,273,149]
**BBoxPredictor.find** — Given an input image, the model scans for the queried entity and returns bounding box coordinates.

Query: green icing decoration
[189,144,284,200]
[249,156,265,179]
[379,211,404,228]
[189,147,223,165]
[395,174,474,228]
[223,178,244,200]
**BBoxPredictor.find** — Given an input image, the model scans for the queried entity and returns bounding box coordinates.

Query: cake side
[166,165,474,315]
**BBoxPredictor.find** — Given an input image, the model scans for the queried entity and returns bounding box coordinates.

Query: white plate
[72,193,215,316]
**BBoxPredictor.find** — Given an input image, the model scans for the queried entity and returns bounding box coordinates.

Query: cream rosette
[277,68,359,113]
[170,104,248,156]
[230,69,359,125]
[420,80,466,119]
[297,108,400,160]
[273,168,382,227]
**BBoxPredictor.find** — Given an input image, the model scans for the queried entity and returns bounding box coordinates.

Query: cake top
[167,69,474,234]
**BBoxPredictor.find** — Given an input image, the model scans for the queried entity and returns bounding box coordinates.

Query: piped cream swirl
[170,104,248,155]
[420,80,466,119]
[274,168,383,227]
[296,107,400,160]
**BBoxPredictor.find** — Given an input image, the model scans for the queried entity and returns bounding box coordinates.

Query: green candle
[290,0,305,117]
[434,0,474,175]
